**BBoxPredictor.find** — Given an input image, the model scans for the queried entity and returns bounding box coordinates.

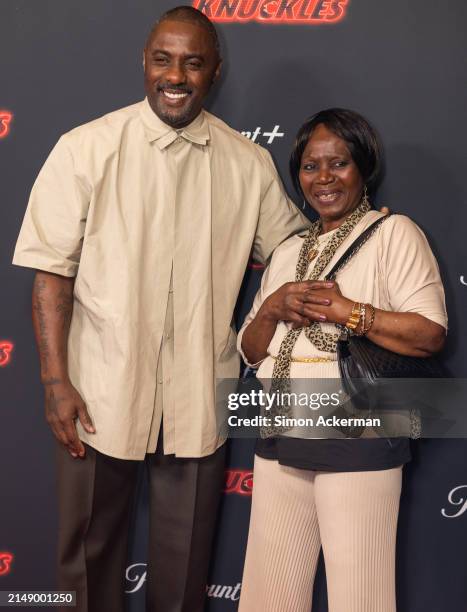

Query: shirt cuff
[237,322,266,369]
[12,253,78,277]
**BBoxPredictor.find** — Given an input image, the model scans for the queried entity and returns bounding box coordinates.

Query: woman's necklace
[307,230,335,264]
[307,247,319,262]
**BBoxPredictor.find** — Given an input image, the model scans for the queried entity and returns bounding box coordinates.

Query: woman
[237,109,447,612]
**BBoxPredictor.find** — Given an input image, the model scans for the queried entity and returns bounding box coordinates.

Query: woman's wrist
[343,302,377,335]
[257,299,279,324]
[338,298,356,327]
[357,303,376,336]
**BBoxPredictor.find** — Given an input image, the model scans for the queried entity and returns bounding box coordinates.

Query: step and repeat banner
[1,1,466,610]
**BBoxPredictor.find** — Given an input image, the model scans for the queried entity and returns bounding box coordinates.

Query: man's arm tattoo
[56,287,73,330]
[32,277,50,371]
[42,377,62,386]
[32,275,74,378]
[46,386,59,417]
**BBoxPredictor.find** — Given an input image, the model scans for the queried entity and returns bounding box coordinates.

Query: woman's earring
[362,185,369,206]
[302,199,307,210]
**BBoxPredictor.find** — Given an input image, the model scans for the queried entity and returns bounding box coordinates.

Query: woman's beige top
[238,210,448,380]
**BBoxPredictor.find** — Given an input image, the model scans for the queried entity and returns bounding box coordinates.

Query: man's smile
[163,91,189,100]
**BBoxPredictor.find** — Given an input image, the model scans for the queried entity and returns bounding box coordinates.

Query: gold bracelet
[345,302,362,331]
[362,303,376,334]
[354,302,367,336]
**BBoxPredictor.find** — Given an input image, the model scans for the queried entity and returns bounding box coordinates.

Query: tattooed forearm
[31,271,75,383]
[56,288,73,330]
[42,377,63,386]
[32,277,51,371]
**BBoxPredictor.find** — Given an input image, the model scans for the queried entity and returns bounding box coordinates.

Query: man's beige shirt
[13,98,308,459]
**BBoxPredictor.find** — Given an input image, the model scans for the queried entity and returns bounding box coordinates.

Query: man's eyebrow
[183,54,204,61]
[150,50,205,61]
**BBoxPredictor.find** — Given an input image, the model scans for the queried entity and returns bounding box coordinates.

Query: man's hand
[32,271,95,459]
[43,379,95,458]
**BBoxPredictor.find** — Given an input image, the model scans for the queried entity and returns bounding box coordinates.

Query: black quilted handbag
[336,333,445,413]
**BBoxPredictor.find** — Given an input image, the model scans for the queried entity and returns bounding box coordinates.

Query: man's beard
[155,102,196,128]
[152,83,197,128]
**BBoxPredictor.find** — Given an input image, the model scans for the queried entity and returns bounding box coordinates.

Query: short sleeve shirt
[13,99,309,459]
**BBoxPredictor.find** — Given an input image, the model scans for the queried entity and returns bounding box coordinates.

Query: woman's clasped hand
[260,279,353,328]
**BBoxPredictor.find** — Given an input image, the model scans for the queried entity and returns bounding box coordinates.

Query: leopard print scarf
[261,199,370,438]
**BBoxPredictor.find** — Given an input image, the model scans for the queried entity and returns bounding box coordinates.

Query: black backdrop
[1,1,466,610]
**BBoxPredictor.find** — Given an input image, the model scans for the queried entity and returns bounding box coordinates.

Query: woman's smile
[313,189,343,203]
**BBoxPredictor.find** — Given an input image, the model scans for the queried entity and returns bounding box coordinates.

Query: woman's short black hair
[289,108,383,201]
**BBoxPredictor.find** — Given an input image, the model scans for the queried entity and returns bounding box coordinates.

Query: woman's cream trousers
[239,455,402,612]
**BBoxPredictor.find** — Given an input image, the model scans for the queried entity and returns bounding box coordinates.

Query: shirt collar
[139,97,210,149]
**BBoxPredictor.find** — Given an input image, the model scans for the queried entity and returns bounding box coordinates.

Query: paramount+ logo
[441,485,467,519]
[193,0,349,23]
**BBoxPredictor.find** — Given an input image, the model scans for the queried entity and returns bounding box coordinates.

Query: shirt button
[158,380,162,385]
[175,137,182,143]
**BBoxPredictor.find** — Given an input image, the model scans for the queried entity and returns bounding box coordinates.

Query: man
[13,6,308,612]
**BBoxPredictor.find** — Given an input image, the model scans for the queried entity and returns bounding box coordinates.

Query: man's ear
[212,59,223,84]
[142,51,146,71]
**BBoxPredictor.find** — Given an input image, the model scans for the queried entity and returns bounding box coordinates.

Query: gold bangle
[355,303,367,336]
[363,303,376,334]
[345,302,362,331]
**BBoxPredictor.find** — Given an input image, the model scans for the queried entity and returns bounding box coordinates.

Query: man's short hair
[148,5,221,58]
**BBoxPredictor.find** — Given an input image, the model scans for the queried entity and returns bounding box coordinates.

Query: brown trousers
[56,438,225,612]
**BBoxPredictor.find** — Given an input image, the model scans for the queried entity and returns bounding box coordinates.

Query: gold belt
[269,354,333,364]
